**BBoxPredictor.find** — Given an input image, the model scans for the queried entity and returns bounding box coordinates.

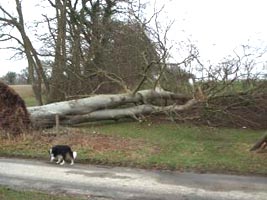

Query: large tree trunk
[47,0,67,103]
[15,1,49,105]
[27,90,197,128]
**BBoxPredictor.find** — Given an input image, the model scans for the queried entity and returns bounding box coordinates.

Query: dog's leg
[60,154,67,165]
[50,156,55,162]
[60,160,65,165]
[70,159,74,165]
[56,157,62,164]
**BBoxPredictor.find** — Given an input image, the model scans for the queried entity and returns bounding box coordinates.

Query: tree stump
[250,133,267,152]
[0,81,30,136]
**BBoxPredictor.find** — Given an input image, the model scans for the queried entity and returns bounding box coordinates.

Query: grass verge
[0,186,83,200]
[0,121,266,175]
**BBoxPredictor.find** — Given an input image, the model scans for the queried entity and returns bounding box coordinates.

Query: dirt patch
[10,127,153,154]
[45,129,146,152]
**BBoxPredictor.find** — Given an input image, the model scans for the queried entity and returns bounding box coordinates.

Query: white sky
[0,0,267,76]
[164,0,267,62]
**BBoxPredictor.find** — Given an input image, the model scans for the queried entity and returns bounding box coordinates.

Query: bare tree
[46,0,67,102]
[40,0,163,98]
[0,0,49,105]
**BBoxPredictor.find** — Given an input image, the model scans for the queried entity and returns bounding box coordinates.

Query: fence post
[55,114,59,133]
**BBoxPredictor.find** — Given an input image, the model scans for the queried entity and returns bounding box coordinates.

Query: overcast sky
[0,0,267,76]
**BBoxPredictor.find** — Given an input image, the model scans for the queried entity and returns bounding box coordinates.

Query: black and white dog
[49,145,77,165]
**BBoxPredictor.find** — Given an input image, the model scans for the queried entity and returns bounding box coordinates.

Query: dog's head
[48,148,55,162]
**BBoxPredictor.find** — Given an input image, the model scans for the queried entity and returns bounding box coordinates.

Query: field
[10,85,37,106]
[1,85,266,175]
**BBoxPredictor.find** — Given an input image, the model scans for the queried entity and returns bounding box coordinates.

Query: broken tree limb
[250,133,267,151]
[27,89,196,128]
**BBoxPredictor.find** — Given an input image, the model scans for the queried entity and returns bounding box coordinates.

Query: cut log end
[250,133,267,152]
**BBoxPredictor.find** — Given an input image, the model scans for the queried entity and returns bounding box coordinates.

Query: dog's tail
[73,151,77,159]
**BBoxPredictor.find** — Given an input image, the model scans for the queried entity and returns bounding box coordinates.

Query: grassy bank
[0,186,83,200]
[0,122,266,175]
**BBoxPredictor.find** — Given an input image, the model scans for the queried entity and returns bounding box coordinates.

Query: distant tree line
[0,69,29,85]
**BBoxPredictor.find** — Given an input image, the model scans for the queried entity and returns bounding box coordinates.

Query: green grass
[0,186,83,200]
[0,122,266,175]
[80,122,266,174]
[22,96,37,106]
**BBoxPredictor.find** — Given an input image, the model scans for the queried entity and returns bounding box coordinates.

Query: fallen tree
[27,89,198,128]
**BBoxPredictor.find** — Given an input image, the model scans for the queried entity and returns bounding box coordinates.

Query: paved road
[0,158,266,200]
